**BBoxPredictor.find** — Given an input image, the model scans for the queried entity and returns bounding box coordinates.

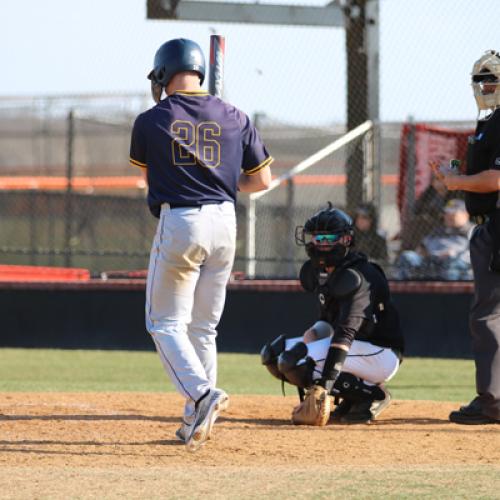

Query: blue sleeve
[129,115,147,169]
[238,111,273,174]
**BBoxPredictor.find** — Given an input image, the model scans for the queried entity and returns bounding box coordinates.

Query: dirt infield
[0,393,499,499]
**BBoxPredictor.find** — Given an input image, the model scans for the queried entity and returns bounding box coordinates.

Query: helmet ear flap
[148,68,164,103]
[156,68,166,84]
[151,81,163,104]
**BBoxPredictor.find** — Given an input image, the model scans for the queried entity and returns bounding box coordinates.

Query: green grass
[2,466,498,500]
[0,348,476,400]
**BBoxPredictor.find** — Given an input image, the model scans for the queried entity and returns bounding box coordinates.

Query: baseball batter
[261,205,404,425]
[129,38,273,450]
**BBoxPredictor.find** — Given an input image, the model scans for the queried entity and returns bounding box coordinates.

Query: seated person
[352,203,388,265]
[395,199,473,281]
[261,204,405,425]
[400,173,452,251]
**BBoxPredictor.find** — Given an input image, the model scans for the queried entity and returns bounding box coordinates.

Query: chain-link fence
[0,95,155,273]
[2,0,492,280]
[0,93,476,279]
[245,121,375,278]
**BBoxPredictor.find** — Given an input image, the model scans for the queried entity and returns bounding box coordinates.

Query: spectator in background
[395,199,473,280]
[400,173,453,251]
[352,203,388,265]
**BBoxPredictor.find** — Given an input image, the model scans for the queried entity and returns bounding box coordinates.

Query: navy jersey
[130,90,273,217]
[465,108,500,216]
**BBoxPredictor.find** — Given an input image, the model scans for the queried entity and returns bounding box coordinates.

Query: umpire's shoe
[449,397,499,425]
[185,388,229,452]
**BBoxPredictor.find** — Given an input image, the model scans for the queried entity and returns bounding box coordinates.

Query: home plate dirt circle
[1,392,498,470]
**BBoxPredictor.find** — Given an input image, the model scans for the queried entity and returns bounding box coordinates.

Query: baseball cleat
[370,388,392,419]
[218,395,230,412]
[340,389,392,424]
[330,399,352,422]
[185,388,229,452]
[175,422,189,442]
[339,401,373,424]
[176,422,215,442]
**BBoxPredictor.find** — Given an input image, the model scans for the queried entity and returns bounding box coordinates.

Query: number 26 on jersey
[171,120,221,168]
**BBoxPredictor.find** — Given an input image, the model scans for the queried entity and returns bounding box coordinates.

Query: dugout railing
[245,120,376,278]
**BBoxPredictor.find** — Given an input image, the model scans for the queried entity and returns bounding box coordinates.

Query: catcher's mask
[471,50,500,115]
[147,38,206,103]
[295,203,354,269]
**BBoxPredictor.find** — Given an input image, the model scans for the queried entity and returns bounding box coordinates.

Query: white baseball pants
[146,202,236,418]
[285,336,400,385]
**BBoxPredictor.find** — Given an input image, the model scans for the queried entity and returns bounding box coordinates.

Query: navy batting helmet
[147,38,206,101]
[295,203,354,268]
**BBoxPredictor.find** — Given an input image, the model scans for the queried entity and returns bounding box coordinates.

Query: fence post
[286,178,295,277]
[362,124,374,203]
[245,196,256,279]
[373,122,382,212]
[64,109,75,267]
[405,115,416,224]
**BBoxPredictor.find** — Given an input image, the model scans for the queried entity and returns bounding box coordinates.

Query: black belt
[169,201,223,209]
[169,203,201,209]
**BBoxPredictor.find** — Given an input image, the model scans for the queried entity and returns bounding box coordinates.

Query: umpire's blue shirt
[130,90,273,218]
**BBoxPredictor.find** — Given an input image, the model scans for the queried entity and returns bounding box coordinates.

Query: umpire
[433,50,500,424]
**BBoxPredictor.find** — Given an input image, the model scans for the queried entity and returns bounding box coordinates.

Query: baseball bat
[209,34,225,98]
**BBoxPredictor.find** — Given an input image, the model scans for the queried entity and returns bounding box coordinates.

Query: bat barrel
[209,35,225,98]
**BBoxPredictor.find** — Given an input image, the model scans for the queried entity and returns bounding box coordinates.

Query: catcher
[261,204,405,425]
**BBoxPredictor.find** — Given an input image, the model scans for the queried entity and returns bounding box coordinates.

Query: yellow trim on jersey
[129,157,147,168]
[174,90,210,96]
[244,156,274,175]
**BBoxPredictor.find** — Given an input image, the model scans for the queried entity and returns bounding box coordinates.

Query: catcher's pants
[469,224,500,419]
[285,336,400,385]
[146,202,236,419]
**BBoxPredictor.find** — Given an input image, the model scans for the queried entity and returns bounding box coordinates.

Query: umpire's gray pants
[470,224,500,419]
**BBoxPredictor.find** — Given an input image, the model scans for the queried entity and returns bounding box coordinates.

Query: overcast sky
[1,0,499,125]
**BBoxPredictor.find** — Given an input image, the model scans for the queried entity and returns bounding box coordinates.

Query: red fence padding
[398,123,473,214]
[0,265,90,282]
[0,176,147,191]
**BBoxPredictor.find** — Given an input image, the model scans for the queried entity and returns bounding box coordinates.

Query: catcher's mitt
[291,385,332,426]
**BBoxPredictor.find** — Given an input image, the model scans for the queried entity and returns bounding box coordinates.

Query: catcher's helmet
[147,38,206,102]
[471,50,500,112]
[295,203,354,268]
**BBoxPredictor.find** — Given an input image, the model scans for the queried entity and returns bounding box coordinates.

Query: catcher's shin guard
[260,334,287,381]
[277,342,315,389]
